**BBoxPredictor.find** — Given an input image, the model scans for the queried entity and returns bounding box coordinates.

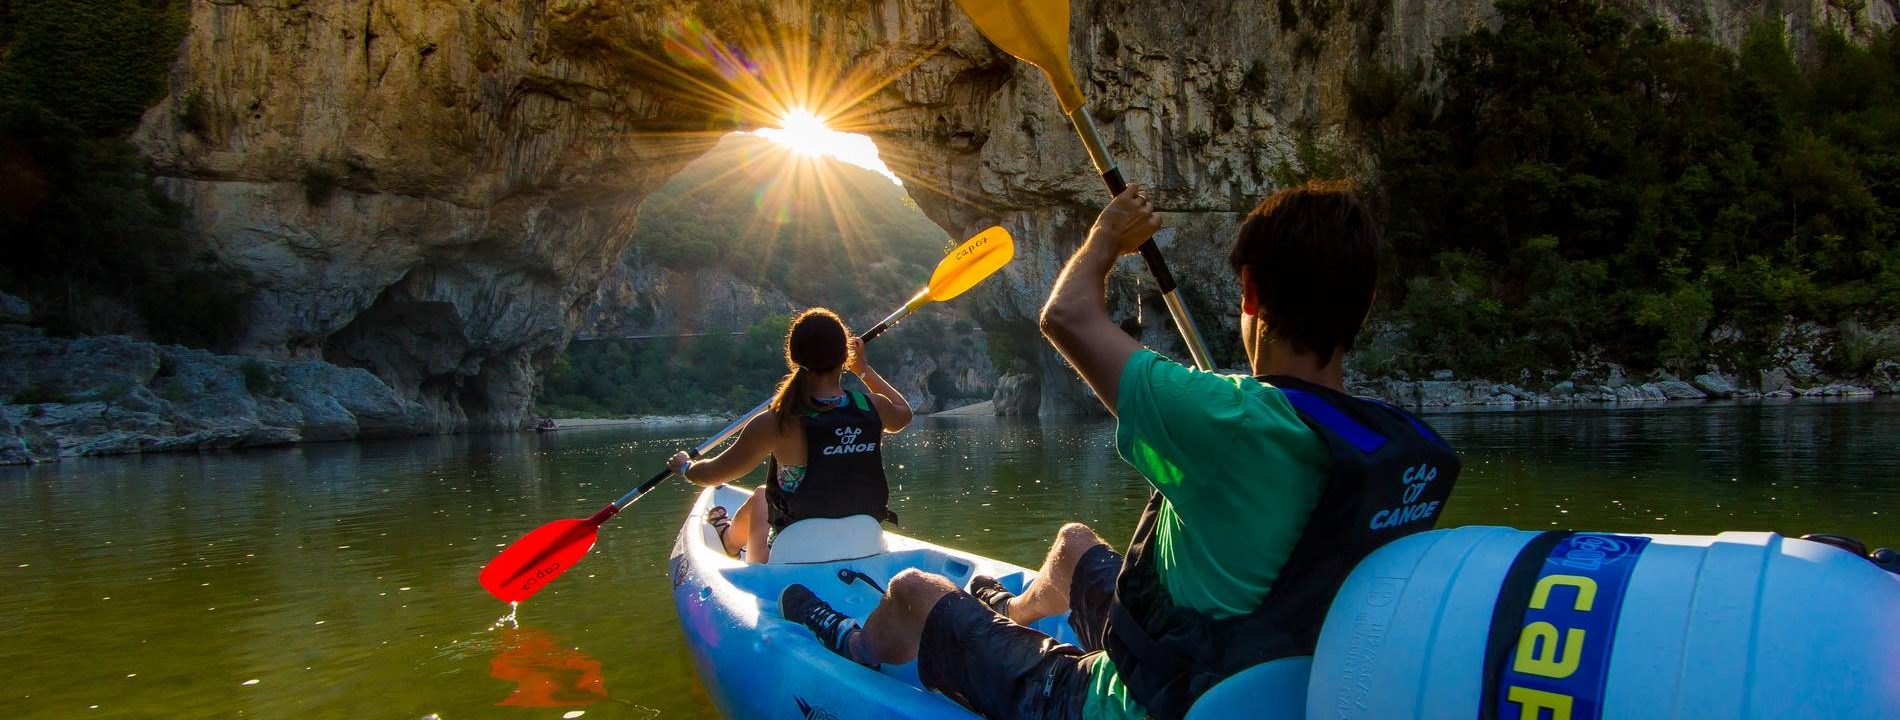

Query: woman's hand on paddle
[1088,184,1160,256]
[845,336,871,377]
[666,451,692,475]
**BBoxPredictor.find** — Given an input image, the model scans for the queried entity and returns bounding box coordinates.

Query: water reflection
[490,626,608,708]
[1,400,1894,718]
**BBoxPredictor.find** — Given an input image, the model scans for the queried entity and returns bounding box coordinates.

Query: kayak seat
[1182,656,1311,720]
[769,515,889,564]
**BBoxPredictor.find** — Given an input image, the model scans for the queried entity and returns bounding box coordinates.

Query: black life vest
[1103,375,1461,719]
[765,391,895,531]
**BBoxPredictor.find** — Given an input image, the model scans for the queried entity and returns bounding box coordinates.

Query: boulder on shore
[1693,372,1738,398]
[0,327,426,465]
[991,373,1040,417]
[1653,378,1709,401]
[1760,367,1794,394]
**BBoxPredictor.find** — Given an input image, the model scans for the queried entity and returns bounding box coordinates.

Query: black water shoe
[968,575,1016,617]
[781,583,864,661]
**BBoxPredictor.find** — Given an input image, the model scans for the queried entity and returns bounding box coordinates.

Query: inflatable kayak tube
[1307,526,1900,720]
[669,485,1081,719]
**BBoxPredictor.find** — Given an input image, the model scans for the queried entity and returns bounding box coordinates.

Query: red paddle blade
[480,518,601,604]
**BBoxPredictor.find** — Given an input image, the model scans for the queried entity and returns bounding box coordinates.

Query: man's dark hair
[1226,180,1380,366]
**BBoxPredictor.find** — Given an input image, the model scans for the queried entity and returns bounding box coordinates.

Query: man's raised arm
[1038,185,1161,415]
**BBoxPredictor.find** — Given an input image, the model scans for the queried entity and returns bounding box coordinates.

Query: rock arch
[131,0,1895,426]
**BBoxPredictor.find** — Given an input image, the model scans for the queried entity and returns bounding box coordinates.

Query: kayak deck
[670,485,1078,718]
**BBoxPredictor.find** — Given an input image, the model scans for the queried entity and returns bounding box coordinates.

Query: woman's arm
[847,337,914,433]
[667,411,779,487]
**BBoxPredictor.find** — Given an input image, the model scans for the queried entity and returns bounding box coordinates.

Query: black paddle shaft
[1099,166,1181,296]
[1068,105,1213,370]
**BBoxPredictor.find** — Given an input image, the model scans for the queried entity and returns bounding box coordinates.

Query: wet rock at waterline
[1653,378,1710,401]
[1340,364,1880,409]
[0,328,425,465]
[1694,372,1740,398]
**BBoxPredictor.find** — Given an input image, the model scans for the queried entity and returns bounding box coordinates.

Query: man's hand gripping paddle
[952,0,1215,371]
[479,227,1015,603]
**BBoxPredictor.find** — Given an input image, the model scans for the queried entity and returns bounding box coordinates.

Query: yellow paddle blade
[927,226,1014,302]
[954,0,1087,113]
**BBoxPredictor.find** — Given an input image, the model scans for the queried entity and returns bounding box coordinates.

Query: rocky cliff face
[129,0,1898,426]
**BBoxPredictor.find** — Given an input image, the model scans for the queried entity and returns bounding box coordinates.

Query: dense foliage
[1349,0,1900,378]
[541,314,795,417]
[0,0,252,348]
[538,312,983,417]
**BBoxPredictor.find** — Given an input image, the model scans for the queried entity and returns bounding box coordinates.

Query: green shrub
[1346,0,1900,375]
[1241,59,1271,97]
[302,166,339,205]
[93,381,133,404]
[11,383,70,405]
[1832,320,1900,375]
[985,329,1031,375]
[157,382,189,403]
[1633,283,1715,372]
[0,0,188,137]
[1181,129,1212,153]
[136,267,253,351]
[240,359,275,396]
[0,2,256,353]
[178,91,211,136]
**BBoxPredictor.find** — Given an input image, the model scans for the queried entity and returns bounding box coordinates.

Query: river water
[4,400,1896,718]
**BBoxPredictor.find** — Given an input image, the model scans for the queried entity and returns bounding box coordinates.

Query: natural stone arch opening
[131,0,1886,428]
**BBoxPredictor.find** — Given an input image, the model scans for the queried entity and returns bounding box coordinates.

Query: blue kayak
[669,485,1081,719]
[671,486,1900,719]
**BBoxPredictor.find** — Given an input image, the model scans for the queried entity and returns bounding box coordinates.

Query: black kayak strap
[1477,530,1574,720]
[1109,599,1200,685]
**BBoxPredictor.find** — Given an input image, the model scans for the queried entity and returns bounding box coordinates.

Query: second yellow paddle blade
[953,0,1087,113]
[928,226,1014,302]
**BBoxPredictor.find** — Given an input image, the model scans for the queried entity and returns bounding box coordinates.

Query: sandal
[707,506,736,555]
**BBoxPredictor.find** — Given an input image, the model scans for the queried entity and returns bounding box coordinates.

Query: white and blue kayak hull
[669,485,1078,719]
[670,487,1900,719]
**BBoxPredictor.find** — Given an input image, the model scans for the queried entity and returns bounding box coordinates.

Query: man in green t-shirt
[781,181,1460,719]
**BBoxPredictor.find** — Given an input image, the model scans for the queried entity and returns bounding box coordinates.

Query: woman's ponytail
[771,308,849,431]
[770,366,812,432]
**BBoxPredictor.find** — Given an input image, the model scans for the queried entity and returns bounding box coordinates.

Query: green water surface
[3,400,1896,718]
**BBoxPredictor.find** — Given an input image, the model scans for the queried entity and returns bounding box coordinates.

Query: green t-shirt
[1083,350,1331,720]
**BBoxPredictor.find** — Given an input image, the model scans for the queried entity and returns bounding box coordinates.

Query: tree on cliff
[1349,0,1900,379]
[0,0,252,349]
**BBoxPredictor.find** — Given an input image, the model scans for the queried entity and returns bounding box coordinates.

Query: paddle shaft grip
[861,291,927,343]
[1100,167,1181,296]
[1072,109,1216,372]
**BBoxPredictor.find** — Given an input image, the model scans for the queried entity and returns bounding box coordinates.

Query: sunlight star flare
[754,109,901,185]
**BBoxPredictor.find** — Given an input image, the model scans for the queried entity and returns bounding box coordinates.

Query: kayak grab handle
[837,568,886,595]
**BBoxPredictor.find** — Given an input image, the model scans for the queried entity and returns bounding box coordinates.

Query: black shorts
[917,544,1124,720]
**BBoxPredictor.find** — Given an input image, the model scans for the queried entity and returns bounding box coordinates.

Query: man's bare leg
[854,569,959,665]
[1003,523,1107,625]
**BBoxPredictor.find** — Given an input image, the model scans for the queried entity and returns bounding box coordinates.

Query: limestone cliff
[127,0,1897,426]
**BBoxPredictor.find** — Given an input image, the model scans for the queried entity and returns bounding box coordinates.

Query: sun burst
[625,2,988,290]
[753,109,901,185]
